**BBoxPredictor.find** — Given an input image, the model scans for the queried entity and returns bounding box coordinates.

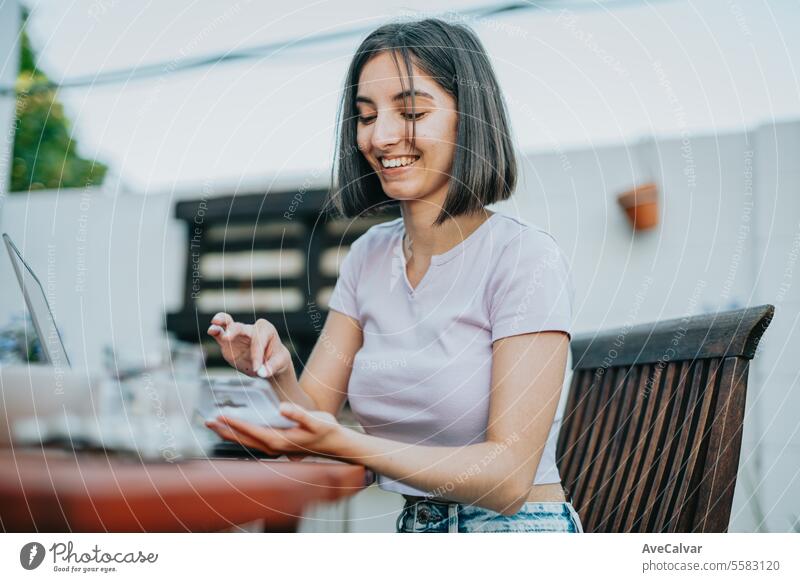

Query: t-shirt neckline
[396,211,500,266]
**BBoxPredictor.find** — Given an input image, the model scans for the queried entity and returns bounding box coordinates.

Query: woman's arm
[269,309,363,415]
[209,330,569,516]
[334,331,569,515]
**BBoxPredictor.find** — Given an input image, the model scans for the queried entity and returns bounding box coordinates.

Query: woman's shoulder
[489,211,566,257]
[348,216,403,253]
[486,212,575,330]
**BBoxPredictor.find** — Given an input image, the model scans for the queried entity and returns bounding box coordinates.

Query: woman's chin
[382,186,420,201]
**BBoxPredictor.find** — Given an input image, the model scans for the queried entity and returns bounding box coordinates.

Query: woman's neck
[399,202,495,260]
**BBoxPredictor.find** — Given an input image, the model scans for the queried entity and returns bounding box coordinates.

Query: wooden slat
[617,361,670,532]
[578,366,633,528]
[666,358,721,531]
[586,365,643,529]
[606,362,664,532]
[174,190,330,221]
[593,364,651,531]
[559,369,600,491]
[690,357,749,532]
[571,305,774,367]
[564,370,608,513]
[557,369,591,471]
[645,360,712,532]
[627,360,686,531]
[572,367,621,500]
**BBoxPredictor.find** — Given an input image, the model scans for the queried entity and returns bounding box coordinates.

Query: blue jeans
[395,498,584,533]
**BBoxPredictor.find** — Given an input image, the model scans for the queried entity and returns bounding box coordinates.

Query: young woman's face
[355,51,458,204]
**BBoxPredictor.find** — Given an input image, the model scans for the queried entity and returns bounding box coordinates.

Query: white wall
[743,121,800,533]
[0,120,797,532]
[0,186,186,374]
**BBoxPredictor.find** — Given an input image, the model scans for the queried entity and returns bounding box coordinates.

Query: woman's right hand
[206,312,292,380]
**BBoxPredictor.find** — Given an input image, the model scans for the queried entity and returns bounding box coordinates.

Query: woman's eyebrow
[355,89,435,105]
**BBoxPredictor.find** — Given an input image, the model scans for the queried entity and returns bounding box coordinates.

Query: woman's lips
[379,157,419,177]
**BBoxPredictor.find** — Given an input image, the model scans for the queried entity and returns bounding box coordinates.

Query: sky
[13,0,800,194]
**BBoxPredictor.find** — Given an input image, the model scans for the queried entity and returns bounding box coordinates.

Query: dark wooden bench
[556,304,774,532]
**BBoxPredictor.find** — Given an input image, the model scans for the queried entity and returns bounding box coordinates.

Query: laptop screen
[3,234,71,369]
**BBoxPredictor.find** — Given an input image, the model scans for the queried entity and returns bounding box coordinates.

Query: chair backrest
[556,304,774,532]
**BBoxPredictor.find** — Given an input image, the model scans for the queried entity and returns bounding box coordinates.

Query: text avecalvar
[642,544,702,554]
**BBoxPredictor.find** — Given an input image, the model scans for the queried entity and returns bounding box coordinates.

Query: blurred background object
[0,312,43,363]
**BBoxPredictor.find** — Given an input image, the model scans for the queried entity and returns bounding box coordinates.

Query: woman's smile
[379,154,421,178]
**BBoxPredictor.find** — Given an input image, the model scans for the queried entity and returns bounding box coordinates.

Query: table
[0,448,371,532]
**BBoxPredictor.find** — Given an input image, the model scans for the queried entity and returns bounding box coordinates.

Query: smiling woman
[206,18,581,534]
[328,18,517,226]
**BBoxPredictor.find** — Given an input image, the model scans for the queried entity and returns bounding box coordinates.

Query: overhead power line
[0,0,659,96]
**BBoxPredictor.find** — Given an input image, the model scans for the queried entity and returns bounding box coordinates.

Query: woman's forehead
[356,52,440,99]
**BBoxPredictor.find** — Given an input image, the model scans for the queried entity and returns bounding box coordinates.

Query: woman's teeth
[381,156,418,168]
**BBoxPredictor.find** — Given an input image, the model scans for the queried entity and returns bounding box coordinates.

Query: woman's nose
[371,113,405,149]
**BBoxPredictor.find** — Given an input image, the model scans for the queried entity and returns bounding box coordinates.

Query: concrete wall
[0,120,797,532]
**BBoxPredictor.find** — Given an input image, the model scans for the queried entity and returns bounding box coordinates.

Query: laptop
[2,232,296,460]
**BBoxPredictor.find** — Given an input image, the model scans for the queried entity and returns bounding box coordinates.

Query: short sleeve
[488,228,574,343]
[327,236,365,323]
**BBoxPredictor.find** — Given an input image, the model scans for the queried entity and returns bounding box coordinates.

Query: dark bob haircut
[327,18,518,227]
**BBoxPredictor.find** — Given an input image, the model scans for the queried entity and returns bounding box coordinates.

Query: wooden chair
[556,304,775,532]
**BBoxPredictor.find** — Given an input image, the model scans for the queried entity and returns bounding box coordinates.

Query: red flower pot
[617,182,659,231]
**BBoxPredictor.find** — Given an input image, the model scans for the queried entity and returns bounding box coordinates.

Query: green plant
[0,312,43,363]
[10,12,108,192]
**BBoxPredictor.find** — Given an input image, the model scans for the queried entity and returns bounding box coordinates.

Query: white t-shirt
[327,211,575,497]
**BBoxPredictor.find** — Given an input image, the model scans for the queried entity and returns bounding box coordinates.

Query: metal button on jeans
[417,506,431,523]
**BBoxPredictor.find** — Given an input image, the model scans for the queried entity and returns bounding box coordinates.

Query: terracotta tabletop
[0,447,371,532]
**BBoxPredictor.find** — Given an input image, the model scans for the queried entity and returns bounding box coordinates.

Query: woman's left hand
[204,402,347,460]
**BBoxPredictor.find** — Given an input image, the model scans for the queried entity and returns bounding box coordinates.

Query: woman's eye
[357,111,425,124]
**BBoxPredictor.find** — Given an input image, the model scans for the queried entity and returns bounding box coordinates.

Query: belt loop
[413,502,419,530]
[448,503,457,533]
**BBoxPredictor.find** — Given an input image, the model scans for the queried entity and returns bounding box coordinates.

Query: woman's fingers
[206,421,278,455]
[211,312,233,327]
[208,314,231,337]
[205,315,293,383]
[223,321,246,340]
[208,319,249,344]
[220,322,251,353]
[216,415,297,451]
[264,345,292,380]
[250,319,276,375]
[206,315,290,381]
[207,315,287,379]
[278,402,321,432]
[248,320,292,380]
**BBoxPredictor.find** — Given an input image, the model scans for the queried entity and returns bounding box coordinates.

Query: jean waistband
[402,494,458,505]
